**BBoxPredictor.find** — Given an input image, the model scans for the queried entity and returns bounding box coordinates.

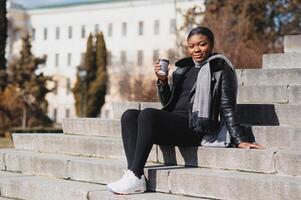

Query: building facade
[8,0,204,123]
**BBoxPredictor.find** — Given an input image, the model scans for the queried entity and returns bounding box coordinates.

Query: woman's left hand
[238,142,265,149]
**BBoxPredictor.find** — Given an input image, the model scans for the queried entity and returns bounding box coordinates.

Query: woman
[107,26,263,195]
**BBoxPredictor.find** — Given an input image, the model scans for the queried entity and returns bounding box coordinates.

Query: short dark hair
[187,26,214,46]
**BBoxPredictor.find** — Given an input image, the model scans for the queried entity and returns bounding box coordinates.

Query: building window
[137,50,143,66]
[154,20,160,35]
[56,27,60,40]
[95,24,99,34]
[32,28,36,40]
[54,81,58,95]
[66,78,71,95]
[122,22,127,36]
[170,18,176,34]
[107,51,112,66]
[121,51,127,64]
[67,53,72,66]
[65,109,70,118]
[43,28,47,40]
[81,25,86,38]
[138,21,144,35]
[53,108,57,122]
[55,53,59,67]
[108,23,113,37]
[153,50,159,63]
[68,26,72,39]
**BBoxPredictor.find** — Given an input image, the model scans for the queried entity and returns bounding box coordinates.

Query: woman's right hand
[154,60,169,84]
[238,142,265,149]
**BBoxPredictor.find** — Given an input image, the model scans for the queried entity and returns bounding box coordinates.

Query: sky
[11,0,90,8]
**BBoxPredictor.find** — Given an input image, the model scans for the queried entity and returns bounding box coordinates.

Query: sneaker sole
[110,189,147,195]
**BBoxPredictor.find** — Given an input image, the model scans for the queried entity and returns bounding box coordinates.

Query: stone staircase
[0,35,301,199]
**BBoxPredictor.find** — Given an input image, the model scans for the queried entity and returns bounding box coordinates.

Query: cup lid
[159,58,170,63]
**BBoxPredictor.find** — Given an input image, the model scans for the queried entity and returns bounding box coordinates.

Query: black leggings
[121,108,202,177]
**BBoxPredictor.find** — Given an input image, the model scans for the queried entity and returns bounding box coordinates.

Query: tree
[87,32,108,117]
[73,34,93,117]
[6,34,53,128]
[118,72,158,102]
[0,0,7,90]
[73,32,108,117]
[182,0,301,68]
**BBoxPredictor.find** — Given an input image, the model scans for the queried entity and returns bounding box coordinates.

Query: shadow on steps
[237,104,279,125]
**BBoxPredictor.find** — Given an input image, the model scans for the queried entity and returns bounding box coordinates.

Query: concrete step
[90,191,204,200]
[0,171,29,200]
[63,118,121,137]
[157,147,301,176]
[237,68,301,86]
[1,146,300,177]
[0,149,126,183]
[0,154,300,199]
[12,134,157,162]
[275,150,301,176]
[148,166,301,200]
[284,35,301,53]
[237,85,301,104]
[113,102,301,125]
[263,53,301,68]
[63,88,301,137]
[62,118,301,150]
[111,101,141,119]
[0,172,202,200]
[0,172,102,200]
[250,126,301,150]
[0,197,17,200]
[140,102,163,110]
[237,104,301,126]
[112,102,301,125]
[108,102,162,120]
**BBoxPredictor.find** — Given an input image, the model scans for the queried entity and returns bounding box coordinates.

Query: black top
[171,66,200,115]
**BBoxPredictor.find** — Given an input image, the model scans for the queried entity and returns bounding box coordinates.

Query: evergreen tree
[6,34,53,128]
[182,0,301,68]
[73,32,108,117]
[87,32,107,117]
[0,0,7,90]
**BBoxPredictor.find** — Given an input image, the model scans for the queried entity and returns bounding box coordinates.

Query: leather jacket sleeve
[157,79,172,106]
[220,66,250,146]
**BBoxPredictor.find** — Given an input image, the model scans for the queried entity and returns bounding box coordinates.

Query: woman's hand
[154,60,169,84]
[238,142,265,149]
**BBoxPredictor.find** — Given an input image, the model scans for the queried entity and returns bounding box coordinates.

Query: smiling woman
[107,26,264,195]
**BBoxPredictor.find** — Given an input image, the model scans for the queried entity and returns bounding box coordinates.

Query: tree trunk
[22,106,27,129]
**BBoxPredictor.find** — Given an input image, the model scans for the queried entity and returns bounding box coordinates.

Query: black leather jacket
[157,56,250,146]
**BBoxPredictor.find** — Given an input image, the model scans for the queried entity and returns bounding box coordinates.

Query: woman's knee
[138,108,160,125]
[121,109,140,124]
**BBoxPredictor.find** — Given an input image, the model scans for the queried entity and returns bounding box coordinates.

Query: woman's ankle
[130,169,143,179]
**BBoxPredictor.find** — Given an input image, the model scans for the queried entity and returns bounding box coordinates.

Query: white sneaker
[107,170,130,190]
[107,170,147,195]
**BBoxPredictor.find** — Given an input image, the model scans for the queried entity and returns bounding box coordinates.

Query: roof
[7,1,26,10]
[28,0,135,10]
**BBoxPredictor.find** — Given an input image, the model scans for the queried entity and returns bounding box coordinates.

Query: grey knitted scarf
[192,54,235,118]
[192,54,235,147]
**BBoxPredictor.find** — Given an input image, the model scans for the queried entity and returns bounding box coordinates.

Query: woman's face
[187,34,213,63]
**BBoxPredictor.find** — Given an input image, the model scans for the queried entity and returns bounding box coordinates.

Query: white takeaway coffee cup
[158,59,169,76]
